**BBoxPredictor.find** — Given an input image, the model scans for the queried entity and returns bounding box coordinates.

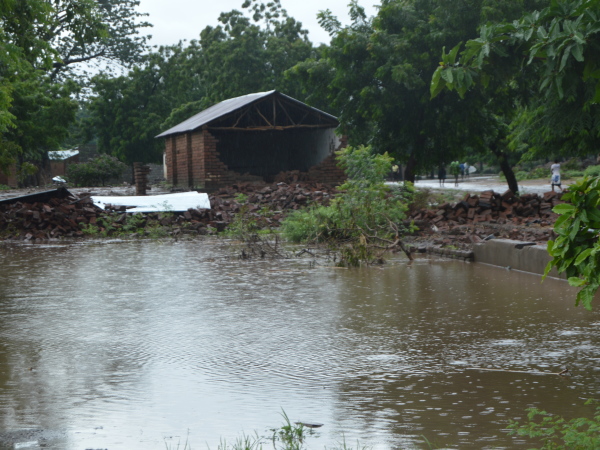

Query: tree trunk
[403,152,417,183]
[490,144,519,194]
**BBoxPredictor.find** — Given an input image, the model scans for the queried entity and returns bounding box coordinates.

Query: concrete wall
[473,239,564,279]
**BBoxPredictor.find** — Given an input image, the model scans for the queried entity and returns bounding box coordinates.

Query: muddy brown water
[0,239,598,449]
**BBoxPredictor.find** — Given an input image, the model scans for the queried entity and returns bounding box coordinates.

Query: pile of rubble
[0,182,338,241]
[410,190,563,227]
[0,183,562,244]
[405,189,563,253]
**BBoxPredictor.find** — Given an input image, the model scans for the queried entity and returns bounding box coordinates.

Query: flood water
[0,239,598,449]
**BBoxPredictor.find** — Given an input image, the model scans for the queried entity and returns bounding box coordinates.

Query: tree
[543,176,600,310]
[308,0,531,183]
[87,43,201,164]
[430,0,600,165]
[85,0,316,164]
[0,0,151,183]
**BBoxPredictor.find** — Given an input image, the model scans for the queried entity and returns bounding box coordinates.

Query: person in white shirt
[551,160,562,192]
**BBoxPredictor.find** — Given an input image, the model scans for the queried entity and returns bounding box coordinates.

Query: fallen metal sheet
[48,149,79,160]
[91,192,211,213]
[0,187,73,205]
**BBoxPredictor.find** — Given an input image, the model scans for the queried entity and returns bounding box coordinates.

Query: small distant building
[48,149,80,177]
[156,90,346,190]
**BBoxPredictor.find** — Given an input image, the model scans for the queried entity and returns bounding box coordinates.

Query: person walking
[449,161,461,187]
[438,165,446,186]
[551,160,562,192]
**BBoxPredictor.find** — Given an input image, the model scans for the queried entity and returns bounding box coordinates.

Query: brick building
[156,91,346,191]
[48,149,80,177]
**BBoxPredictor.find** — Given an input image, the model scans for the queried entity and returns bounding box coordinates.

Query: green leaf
[575,248,593,265]
[441,68,454,84]
[553,203,576,215]
[577,285,596,310]
[569,217,581,241]
[572,43,584,62]
[430,67,446,98]
[568,276,587,287]
[448,43,461,65]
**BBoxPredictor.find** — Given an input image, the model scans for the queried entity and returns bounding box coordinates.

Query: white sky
[138,0,379,47]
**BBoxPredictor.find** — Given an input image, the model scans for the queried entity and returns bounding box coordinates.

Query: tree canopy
[0,0,151,182]
[287,0,547,185]
[431,0,600,161]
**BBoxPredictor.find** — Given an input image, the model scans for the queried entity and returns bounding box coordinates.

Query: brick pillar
[170,136,178,185]
[186,134,193,188]
[191,131,204,188]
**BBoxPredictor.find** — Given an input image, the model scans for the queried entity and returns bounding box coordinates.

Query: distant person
[464,162,470,178]
[450,161,461,187]
[551,160,562,192]
[438,165,446,186]
[392,164,399,181]
[459,163,465,180]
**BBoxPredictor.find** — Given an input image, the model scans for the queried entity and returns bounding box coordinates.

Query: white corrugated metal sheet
[48,149,79,160]
[91,192,211,213]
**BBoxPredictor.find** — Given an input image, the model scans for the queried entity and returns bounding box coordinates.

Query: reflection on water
[0,240,598,449]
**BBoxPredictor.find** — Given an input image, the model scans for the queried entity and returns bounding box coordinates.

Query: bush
[584,165,600,178]
[67,154,127,186]
[515,171,529,181]
[562,170,584,180]
[281,145,414,266]
[508,400,600,449]
[280,205,340,243]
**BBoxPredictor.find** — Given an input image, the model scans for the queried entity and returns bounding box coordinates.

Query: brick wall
[0,164,17,187]
[166,130,348,190]
[202,130,238,191]
[306,135,347,184]
[165,136,176,185]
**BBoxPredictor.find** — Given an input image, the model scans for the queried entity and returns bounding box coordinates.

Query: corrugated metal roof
[156,90,338,138]
[48,149,79,160]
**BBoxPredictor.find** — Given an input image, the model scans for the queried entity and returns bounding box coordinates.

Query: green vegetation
[431,0,600,193]
[508,400,600,449]
[67,154,128,186]
[281,145,414,266]
[170,410,372,450]
[544,176,600,310]
[80,211,185,240]
[0,0,150,183]
[584,165,600,178]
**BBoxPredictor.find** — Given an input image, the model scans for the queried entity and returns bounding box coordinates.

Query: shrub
[562,170,584,180]
[508,400,600,449]
[281,145,414,266]
[584,165,600,178]
[67,154,127,186]
[515,171,529,181]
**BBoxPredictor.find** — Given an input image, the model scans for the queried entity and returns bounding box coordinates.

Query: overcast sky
[138,0,379,48]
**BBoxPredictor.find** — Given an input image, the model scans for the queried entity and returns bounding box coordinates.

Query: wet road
[396,176,565,195]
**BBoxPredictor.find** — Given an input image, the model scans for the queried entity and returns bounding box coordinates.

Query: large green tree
[431,0,600,161]
[0,0,150,182]
[302,0,503,182]
[290,0,546,189]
